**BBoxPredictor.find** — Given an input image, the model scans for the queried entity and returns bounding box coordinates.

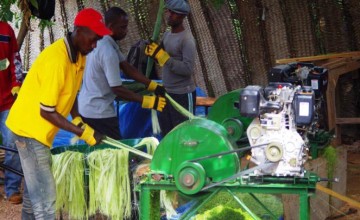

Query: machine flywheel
[175,162,206,195]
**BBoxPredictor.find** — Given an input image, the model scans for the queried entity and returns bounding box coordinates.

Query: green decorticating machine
[136,84,328,220]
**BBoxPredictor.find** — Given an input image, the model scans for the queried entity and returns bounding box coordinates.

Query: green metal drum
[207,89,253,144]
[150,118,240,194]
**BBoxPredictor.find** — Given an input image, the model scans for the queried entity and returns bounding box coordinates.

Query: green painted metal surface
[137,86,324,219]
[138,172,319,220]
[175,161,207,195]
[151,118,240,184]
[50,138,144,155]
[207,89,253,143]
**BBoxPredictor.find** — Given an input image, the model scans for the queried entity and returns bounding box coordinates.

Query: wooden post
[322,60,360,145]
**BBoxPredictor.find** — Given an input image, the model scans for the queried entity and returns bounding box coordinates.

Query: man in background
[0,20,23,205]
[145,0,197,137]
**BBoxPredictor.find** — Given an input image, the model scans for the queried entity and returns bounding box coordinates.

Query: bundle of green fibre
[151,109,161,134]
[52,151,87,219]
[87,149,131,220]
[160,190,177,219]
[165,93,198,119]
[134,136,159,155]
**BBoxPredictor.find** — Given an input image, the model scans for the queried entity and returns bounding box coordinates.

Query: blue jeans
[15,135,56,220]
[0,109,22,198]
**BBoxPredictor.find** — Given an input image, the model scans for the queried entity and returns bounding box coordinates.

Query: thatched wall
[15,0,360,97]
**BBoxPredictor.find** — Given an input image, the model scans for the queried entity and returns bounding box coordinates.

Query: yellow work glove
[11,86,20,97]
[145,42,170,66]
[79,123,104,146]
[147,81,166,97]
[142,95,166,112]
[71,116,84,127]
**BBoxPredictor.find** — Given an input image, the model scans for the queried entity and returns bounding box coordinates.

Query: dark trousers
[159,90,196,137]
[81,116,121,140]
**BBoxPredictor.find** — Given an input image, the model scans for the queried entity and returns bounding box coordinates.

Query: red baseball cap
[74,8,112,36]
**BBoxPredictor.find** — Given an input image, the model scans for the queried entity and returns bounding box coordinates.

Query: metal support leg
[299,191,310,220]
[140,186,151,220]
[140,185,160,220]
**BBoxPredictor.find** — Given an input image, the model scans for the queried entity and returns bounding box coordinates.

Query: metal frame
[0,145,23,177]
[138,174,318,220]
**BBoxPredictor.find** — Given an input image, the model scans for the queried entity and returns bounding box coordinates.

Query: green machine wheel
[150,118,240,193]
[221,118,244,142]
[175,162,206,195]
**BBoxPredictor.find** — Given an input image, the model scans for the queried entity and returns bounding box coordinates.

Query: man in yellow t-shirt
[5,8,111,219]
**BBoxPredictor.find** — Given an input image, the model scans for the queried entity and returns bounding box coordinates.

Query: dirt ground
[1,146,360,220]
[338,146,360,220]
[0,179,22,219]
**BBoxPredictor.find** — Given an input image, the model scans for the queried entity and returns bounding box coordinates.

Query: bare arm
[40,109,83,137]
[120,61,151,86]
[111,85,143,103]
[70,96,81,119]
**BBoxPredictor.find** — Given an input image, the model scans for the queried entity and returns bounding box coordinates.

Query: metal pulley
[175,162,206,195]
[221,118,244,142]
[265,142,283,162]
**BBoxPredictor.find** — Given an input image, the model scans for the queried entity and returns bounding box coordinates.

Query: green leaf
[5,11,14,22]
[208,0,225,9]
[29,0,39,9]
[38,19,55,31]
[0,0,17,22]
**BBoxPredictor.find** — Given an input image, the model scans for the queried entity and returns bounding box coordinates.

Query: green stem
[103,137,153,160]
[165,93,197,119]
[145,0,165,78]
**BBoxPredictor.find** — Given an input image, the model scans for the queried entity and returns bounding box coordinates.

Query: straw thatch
[12,0,360,97]
[344,0,360,50]
[236,0,269,86]
[263,0,290,65]
[316,0,350,53]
